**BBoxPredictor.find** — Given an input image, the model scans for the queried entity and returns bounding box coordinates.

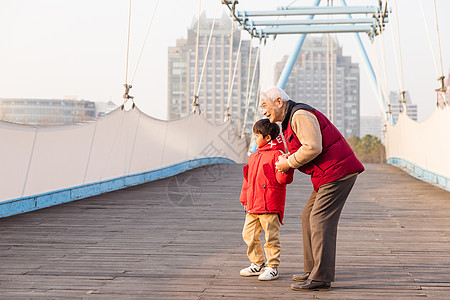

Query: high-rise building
[360,114,383,141]
[274,35,360,138]
[0,98,96,125]
[388,91,417,122]
[168,12,260,134]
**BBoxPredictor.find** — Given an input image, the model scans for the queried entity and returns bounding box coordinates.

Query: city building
[274,35,360,138]
[168,12,260,134]
[388,91,417,122]
[0,98,96,125]
[95,101,118,117]
[360,114,383,141]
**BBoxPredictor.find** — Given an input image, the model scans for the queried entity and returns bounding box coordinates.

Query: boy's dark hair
[253,119,280,141]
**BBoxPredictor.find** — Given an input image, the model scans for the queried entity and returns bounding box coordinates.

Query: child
[239,118,294,281]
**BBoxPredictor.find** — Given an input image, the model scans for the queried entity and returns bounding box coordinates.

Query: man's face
[260,97,284,123]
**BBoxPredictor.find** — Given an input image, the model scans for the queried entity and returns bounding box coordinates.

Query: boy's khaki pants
[242,213,281,268]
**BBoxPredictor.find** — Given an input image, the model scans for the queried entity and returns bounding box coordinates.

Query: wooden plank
[0,164,449,298]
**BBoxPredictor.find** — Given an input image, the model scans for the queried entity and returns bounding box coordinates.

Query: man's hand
[243,205,247,213]
[276,155,291,173]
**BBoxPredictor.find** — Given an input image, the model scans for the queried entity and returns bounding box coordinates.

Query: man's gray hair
[261,86,291,103]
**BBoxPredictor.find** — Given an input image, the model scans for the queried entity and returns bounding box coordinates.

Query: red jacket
[240,135,294,224]
[282,101,364,191]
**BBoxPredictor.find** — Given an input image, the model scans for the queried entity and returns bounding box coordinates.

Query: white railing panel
[127,109,169,175]
[0,123,36,200]
[386,106,450,189]
[0,107,247,203]
[24,123,94,197]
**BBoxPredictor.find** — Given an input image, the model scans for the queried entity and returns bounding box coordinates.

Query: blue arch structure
[275,0,389,122]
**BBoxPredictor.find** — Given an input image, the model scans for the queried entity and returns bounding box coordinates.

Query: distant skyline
[1,0,449,121]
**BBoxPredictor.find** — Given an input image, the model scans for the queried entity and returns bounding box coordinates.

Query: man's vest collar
[281,100,316,131]
[281,100,297,132]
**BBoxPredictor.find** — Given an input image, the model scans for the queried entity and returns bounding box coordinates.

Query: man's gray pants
[302,174,358,282]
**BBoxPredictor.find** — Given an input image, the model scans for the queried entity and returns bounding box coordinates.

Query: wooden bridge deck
[1,164,450,299]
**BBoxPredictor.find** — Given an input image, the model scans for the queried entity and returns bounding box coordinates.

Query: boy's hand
[243,205,247,213]
[276,155,291,173]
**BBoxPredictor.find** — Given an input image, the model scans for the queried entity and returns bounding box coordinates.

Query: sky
[1,0,449,121]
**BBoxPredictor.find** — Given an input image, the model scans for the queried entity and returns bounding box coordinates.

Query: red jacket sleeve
[276,167,294,185]
[239,165,249,205]
[274,151,294,185]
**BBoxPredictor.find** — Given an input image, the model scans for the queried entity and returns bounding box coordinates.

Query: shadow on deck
[1,164,450,299]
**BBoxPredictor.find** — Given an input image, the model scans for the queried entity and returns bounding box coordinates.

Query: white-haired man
[260,86,364,291]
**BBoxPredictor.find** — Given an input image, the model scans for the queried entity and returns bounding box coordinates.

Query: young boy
[239,119,294,281]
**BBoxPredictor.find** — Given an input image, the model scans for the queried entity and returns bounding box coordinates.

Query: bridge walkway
[1,164,450,299]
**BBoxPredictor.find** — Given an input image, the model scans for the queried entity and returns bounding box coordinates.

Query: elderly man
[260,86,364,291]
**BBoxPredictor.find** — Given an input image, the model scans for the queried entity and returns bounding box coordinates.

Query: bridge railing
[0,107,247,217]
[385,106,450,192]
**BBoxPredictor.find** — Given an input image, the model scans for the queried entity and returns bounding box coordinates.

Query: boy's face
[254,133,272,148]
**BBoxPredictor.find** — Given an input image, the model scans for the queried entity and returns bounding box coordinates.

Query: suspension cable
[241,48,254,137]
[241,42,261,138]
[130,0,161,84]
[250,35,277,140]
[326,0,330,119]
[430,0,447,106]
[249,75,262,153]
[246,32,281,152]
[378,16,391,117]
[123,0,134,105]
[326,33,330,119]
[192,0,202,113]
[370,40,388,119]
[393,0,405,92]
[417,0,439,77]
[260,35,277,92]
[225,20,235,120]
[196,4,219,97]
[373,40,390,114]
[393,0,408,112]
[245,38,254,117]
[124,0,132,86]
[432,0,444,78]
[330,0,334,123]
[389,17,403,95]
[224,32,243,122]
[330,37,334,123]
[252,36,277,130]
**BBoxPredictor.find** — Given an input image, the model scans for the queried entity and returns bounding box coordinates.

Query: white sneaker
[258,267,279,281]
[240,263,265,276]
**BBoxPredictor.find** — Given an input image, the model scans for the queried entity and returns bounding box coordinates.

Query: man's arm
[287,110,323,168]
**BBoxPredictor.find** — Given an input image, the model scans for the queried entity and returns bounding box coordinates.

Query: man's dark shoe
[291,279,331,291]
[292,272,310,282]
[290,279,311,290]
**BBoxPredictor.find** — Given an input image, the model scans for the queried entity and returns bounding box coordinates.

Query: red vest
[281,101,364,191]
